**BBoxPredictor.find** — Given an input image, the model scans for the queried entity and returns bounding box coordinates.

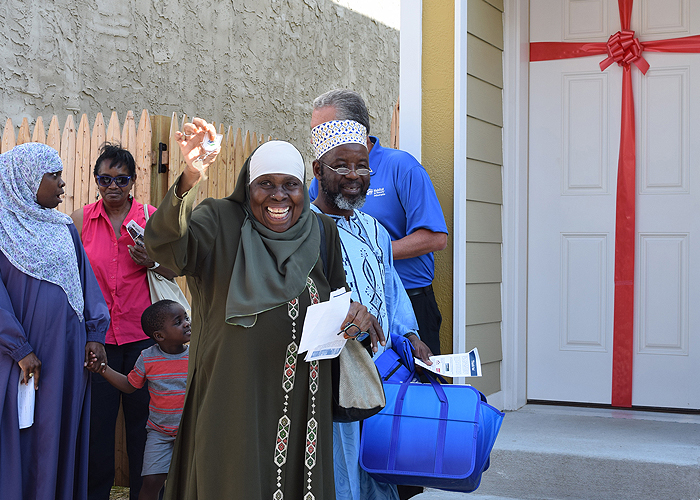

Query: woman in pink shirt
[71,143,176,500]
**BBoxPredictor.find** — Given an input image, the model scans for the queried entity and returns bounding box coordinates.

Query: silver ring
[100,362,106,366]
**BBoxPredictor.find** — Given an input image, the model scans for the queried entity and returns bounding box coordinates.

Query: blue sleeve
[0,272,33,362]
[377,220,419,337]
[309,177,319,202]
[398,164,448,236]
[71,225,110,343]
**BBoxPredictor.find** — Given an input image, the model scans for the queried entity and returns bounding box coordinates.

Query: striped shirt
[128,344,188,437]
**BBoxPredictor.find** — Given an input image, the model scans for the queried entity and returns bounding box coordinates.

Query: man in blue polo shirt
[309,89,448,358]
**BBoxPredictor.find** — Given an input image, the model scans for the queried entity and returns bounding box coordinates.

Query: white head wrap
[310,120,367,160]
[249,140,305,183]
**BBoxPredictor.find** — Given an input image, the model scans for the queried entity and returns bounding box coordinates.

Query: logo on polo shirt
[367,187,385,197]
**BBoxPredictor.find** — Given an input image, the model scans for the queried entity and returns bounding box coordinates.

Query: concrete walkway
[411,404,700,500]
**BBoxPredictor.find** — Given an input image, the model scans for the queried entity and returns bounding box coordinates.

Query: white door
[528,0,700,409]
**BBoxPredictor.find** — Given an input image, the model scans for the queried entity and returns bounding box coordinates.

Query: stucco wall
[0,0,398,164]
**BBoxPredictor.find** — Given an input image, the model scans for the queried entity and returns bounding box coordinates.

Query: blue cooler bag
[359,372,504,493]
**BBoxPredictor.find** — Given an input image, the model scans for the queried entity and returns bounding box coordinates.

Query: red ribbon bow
[600,30,650,74]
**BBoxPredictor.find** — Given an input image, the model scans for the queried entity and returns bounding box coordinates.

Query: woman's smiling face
[249,173,305,233]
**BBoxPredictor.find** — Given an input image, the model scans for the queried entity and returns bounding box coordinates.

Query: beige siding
[466,323,502,363]
[465,0,503,394]
[465,283,501,325]
[467,159,502,204]
[466,201,502,243]
[467,117,503,165]
[467,34,503,88]
[468,0,504,50]
[467,76,503,126]
[466,242,502,283]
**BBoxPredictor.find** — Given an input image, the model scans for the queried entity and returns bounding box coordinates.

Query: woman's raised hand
[175,117,220,196]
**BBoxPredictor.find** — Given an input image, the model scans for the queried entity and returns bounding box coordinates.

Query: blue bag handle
[387,371,450,473]
[389,332,416,376]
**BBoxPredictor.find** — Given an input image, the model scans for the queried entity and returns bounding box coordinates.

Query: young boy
[96,299,190,500]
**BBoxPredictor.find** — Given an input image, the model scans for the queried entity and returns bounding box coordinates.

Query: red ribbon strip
[530,0,700,407]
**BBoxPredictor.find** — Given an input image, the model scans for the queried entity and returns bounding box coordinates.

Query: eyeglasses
[319,160,372,176]
[96,175,132,188]
[337,322,370,342]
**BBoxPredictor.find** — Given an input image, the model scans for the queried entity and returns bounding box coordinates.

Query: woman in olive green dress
[145,119,384,500]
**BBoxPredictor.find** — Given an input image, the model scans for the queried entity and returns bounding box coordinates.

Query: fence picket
[32,116,46,144]
[89,113,106,204]
[168,112,181,189]
[135,109,152,205]
[76,114,91,209]
[205,122,218,202]
[107,111,121,144]
[234,128,244,187]
[216,125,229,199]
[225,126,236,195]
[60,115,77,215]
[178,114,188,184]
[47,116,60,152]
[122,111,137,157]
[243,130,252,160]
[209,124,221,199]
[17,118,31,145]
[2,119,16,153]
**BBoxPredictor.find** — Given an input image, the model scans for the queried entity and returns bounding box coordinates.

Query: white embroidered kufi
[311,120,367,160]
[249,140,305,183]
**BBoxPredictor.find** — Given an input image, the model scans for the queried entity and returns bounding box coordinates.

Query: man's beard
[320,176,366,211]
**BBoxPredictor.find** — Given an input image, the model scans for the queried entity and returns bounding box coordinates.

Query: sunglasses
[96,175,132,188]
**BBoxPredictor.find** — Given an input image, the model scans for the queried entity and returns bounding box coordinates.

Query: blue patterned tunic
[311,205,418,500]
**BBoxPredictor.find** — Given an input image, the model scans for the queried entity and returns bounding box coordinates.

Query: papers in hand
[299,288,351,361]
[18,374,35,429]
[415,347,483,378]
[126,219,145,247]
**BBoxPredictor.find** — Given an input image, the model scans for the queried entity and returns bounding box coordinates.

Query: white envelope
[18,374,35,429]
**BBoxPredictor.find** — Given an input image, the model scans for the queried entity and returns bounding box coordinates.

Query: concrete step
[412,404,700,500]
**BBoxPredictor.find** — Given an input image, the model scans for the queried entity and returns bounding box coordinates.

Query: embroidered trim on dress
[273,278,322,500]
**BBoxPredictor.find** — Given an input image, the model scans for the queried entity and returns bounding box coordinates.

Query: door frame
[501,0,530,410]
